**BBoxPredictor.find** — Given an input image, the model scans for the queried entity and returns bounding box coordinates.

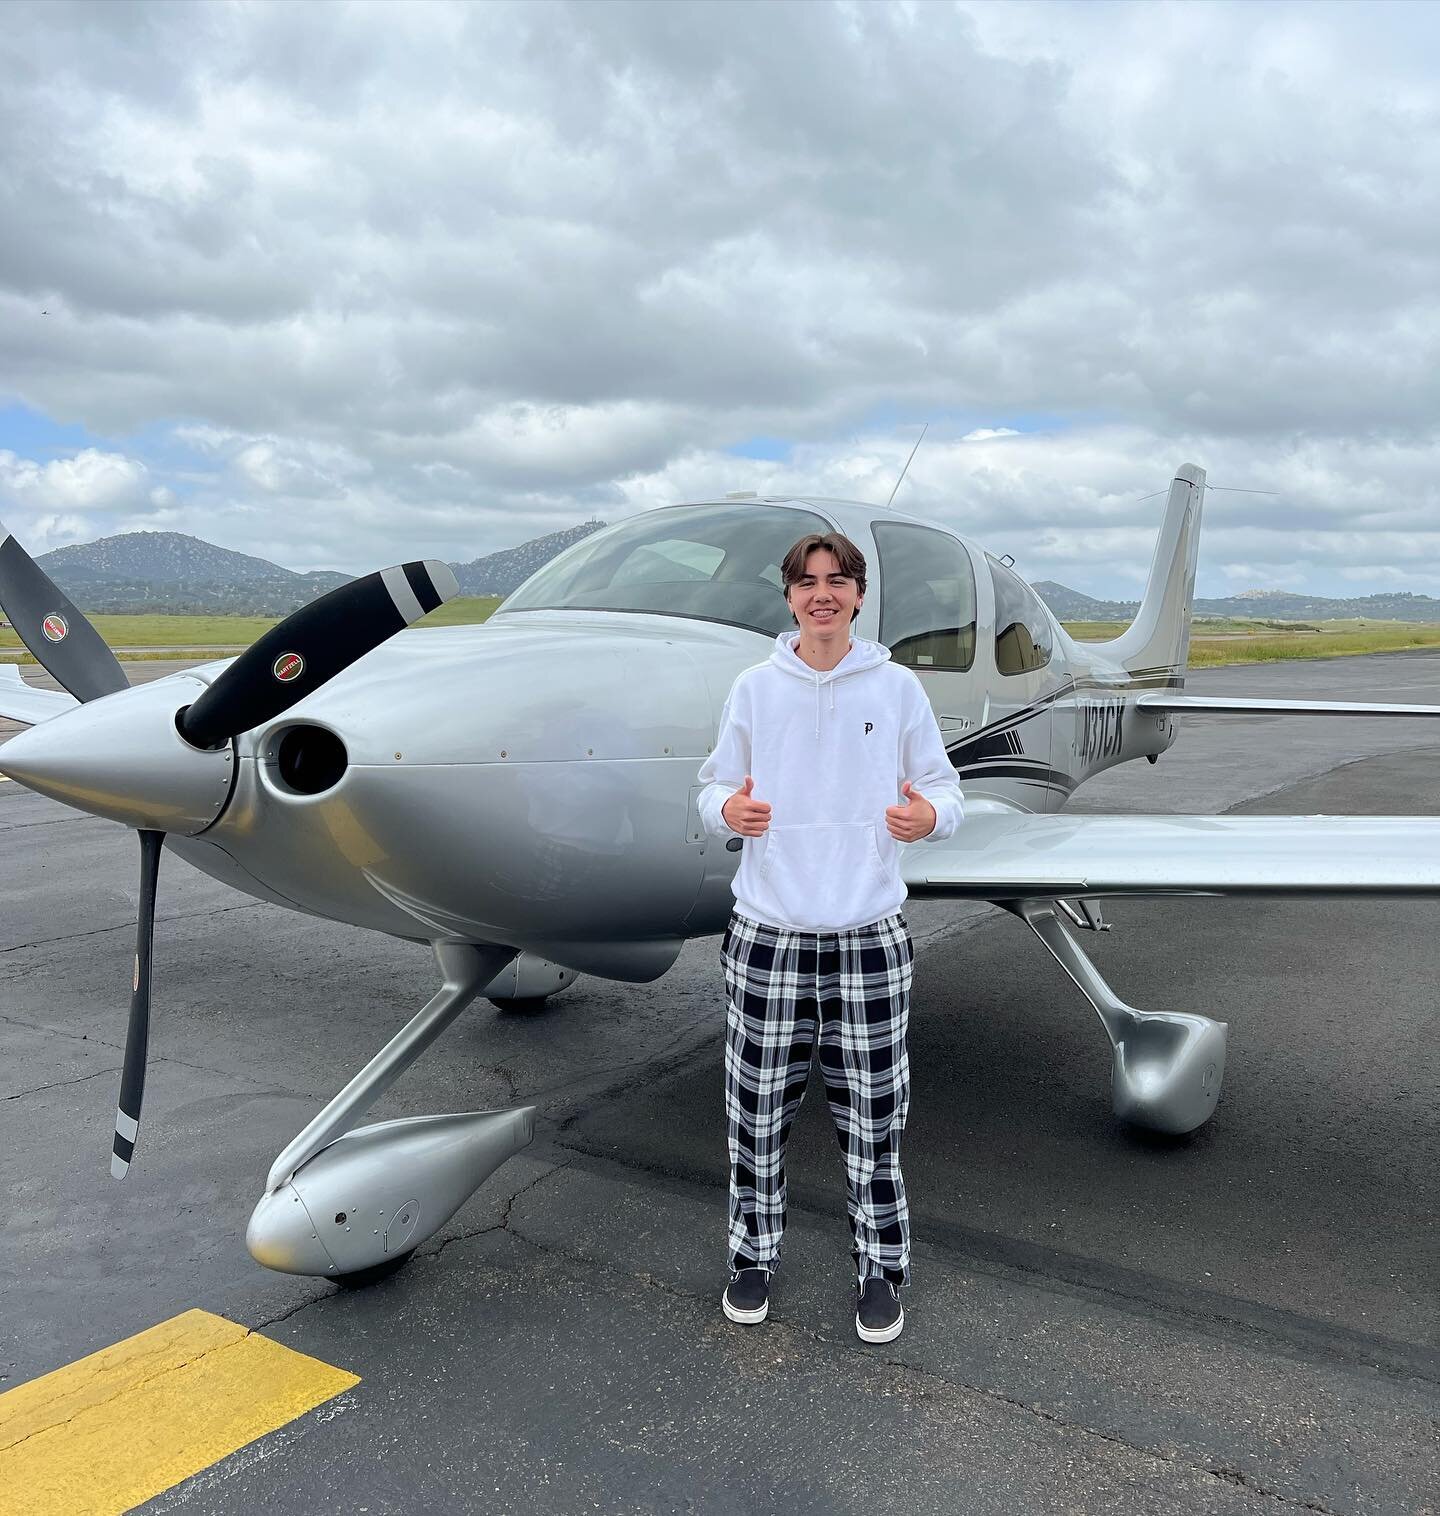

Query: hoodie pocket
[752,823,898,927]
[869,822,899,879]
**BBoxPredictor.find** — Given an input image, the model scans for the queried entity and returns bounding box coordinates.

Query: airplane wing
[0,663,80,727]
[1136,693,1440,719]
[902,811,1440,900]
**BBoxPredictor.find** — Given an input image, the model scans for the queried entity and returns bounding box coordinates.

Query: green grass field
[1185,622,1440,666]
[0,598,505,662]
[1062,616,1440,664]
[1,612,283,650]
[4,603,1438,667]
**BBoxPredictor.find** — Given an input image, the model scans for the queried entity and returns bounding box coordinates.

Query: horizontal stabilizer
[1137,693,1440,719]
[903,812,1440,900]
[0,663,80,727]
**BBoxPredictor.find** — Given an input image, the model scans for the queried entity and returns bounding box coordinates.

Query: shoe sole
[855,1307,904,1344]
[722,1292,769,1325]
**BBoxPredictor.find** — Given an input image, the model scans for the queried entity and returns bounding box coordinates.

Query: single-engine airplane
[3,463,1439,1284]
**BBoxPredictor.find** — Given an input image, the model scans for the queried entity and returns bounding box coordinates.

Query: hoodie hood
[770,632,891,681]
[770,633,892,736]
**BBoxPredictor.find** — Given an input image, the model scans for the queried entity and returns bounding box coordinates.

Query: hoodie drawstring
[814,675,822,738]
[812,675,838,738]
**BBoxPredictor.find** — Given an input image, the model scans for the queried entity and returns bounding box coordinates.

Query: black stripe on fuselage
[954,758,1078,793]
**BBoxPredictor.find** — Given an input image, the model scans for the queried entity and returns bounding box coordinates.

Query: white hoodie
[697,632,964,932]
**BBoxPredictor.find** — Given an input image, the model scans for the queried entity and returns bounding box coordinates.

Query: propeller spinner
[0,530,460,1176]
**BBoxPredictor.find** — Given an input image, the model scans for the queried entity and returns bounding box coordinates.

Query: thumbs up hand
[722,775,772,837]
[885,780,936,842]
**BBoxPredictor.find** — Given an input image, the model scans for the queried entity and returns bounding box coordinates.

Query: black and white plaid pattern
[722,911,914,1287]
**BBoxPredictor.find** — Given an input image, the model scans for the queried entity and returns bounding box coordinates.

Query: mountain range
[26,521,609,615]
[12,529,1439,623]
[33,533,354,615]
[1032,580,1440,623]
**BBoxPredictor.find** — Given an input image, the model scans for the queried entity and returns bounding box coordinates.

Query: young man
[696,531,964,1344]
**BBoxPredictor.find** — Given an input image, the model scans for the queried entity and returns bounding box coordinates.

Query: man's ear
[851,591,864,622]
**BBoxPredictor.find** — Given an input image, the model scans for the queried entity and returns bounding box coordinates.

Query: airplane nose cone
[0,675,234,834]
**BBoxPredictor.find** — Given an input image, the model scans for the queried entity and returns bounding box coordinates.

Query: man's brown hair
[780,533,867,622]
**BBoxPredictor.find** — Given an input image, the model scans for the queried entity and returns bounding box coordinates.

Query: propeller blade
[0,520,128,703]
[112,829,163,1179]
[176,559,459,749]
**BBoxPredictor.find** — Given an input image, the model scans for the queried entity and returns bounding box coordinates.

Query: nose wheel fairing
[1011,899,1228,1135]
[246,941,538,1280]
[248,1109,535,1277]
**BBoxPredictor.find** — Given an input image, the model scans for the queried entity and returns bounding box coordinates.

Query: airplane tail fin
[1100,464,1205,682]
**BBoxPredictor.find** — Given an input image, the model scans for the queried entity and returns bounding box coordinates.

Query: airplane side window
[987,555,1053,675]
[873,523,976,672]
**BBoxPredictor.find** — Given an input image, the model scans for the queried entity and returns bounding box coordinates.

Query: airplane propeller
[176,562,457,749]
[0,523,129,703]
[0,529,460,1176]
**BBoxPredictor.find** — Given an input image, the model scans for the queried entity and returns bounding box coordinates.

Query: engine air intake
[274,725,348,796]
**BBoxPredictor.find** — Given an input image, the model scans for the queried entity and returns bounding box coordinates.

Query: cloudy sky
[2,0,1437,598]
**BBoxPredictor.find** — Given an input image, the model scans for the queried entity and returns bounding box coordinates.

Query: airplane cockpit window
[873,523,977,672]
[987,554,1053,675]
[498,502,833,636]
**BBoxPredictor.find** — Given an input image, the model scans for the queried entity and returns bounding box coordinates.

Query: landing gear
[246,941,538,1281]
[1009,899,1228,1135]
[483,952,578,1013]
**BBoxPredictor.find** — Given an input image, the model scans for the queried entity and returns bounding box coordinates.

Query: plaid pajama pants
[721,911,914,1288]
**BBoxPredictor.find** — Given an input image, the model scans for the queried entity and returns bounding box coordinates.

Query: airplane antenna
[885,423,928,509]
[1133,483,1280,502]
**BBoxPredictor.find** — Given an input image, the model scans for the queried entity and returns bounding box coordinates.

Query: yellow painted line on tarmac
[0,1308,359,1516]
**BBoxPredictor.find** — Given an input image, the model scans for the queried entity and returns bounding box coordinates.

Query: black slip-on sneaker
[855,1278,904,1343]
[722,1266,770,1324]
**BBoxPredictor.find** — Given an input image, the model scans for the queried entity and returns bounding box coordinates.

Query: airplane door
[869,521,983,778]
[976,553,1067,811]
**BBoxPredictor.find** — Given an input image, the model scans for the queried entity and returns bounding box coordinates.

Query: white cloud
[0,447,150,511]
[17,512,90,554]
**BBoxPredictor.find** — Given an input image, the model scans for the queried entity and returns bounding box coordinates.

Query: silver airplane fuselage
[132,497,1169,983]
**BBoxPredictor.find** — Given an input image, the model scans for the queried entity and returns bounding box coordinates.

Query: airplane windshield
[497,503,834,635]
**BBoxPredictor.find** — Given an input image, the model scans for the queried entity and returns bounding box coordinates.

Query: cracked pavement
[2,653,1438,1514]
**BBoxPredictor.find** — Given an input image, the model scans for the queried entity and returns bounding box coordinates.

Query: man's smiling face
[786,546,863,644]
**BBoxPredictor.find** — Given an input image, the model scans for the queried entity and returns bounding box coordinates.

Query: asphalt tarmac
[2,652,1437,1515]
